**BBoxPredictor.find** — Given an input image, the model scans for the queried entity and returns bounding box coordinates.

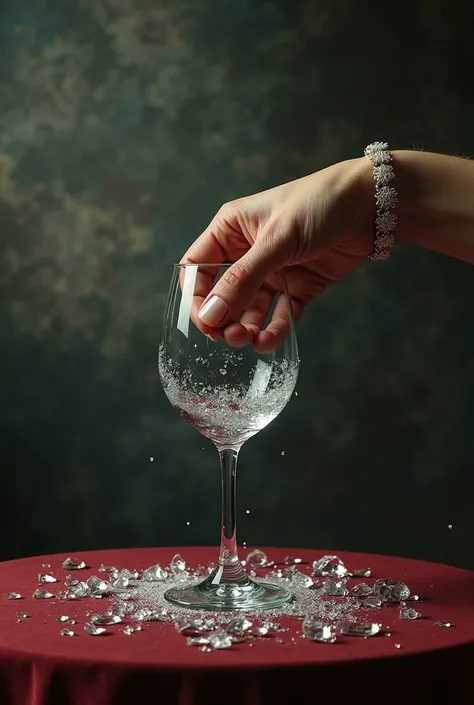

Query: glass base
[164,572,292,612]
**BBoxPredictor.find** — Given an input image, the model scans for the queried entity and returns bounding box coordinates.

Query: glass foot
[164,572,292,612]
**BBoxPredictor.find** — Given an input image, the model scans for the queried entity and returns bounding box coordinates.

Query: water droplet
[186,521,190,526]
[150,457,154,462]
[281,451,285,456]
[448,524,453,529]
[395,643,401,649]
[60,628,75,637]
[245,509,250,514]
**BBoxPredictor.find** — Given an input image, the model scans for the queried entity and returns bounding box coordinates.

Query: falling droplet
[245,509,250,515]
[150,457,154,462]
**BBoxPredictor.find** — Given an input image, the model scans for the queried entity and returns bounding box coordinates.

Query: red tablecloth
[0,547,473,705]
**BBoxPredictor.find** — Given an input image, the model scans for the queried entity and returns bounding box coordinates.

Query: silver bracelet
[364,142,397,260]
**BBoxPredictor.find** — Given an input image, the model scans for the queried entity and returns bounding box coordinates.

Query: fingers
[254,294,304,354]
[221,286,274,347]
[197,235,288,330]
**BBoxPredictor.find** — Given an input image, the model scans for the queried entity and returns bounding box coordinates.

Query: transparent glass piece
[338,621,380,637]
[312,555,347,578]
[62,557,86,570]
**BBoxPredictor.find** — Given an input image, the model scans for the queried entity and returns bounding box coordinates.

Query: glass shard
[56,615,70,622]
[338,621,380,637]
[92,613,122,626]
[250,626,269,637]
[350,583,373,597]
[187,636,210,646]
[284,566,313,588]
[123,625,135,635]
[353,568,372,578]
[142,564,168,581]
[37,574,58,584]
[312,555,347,578]
[7,592,22,600]
[400,607,421,620]
[207,628,233,649]
[303,617,337,643]
[435,620,451,627]
[374,579,410,602]
[84,622,106,636]
[322,579,348,597]
[363,596,382,608]
[283,556,302,565]
[60,628,75,637]
[86,576,109,596]
[174,617,205,635]
[261,620,281,632]
[16,612,28,619]
[246,549,269,568]
[33,589,54,599]
[62,557,86,570]
[170,554,186,573]
[225,616,253,636]
[110,573,129,590]
[131,608,152,622]
[71,582,89,598]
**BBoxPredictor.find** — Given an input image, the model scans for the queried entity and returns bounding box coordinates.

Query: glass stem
[213,446,246,583]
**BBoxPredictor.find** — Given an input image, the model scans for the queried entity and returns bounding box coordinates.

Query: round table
[0,547,472,705]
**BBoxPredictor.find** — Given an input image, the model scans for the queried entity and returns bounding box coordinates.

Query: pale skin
[181,150,474,352]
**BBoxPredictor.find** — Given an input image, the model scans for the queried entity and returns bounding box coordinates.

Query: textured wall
[1,0,473,568]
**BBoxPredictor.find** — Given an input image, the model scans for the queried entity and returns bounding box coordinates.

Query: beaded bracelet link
[364,142,397,260]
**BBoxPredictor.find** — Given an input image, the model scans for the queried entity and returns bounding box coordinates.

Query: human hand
[181,157,374,352]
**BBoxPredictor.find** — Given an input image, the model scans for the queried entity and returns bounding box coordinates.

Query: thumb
[197,238,287,328]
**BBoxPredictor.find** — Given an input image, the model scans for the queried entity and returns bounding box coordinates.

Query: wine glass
[158,263,298,610]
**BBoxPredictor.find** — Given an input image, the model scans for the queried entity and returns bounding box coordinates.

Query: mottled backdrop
[1,0,473,569]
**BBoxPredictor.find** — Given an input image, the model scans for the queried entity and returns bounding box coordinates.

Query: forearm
[391,150,474,263]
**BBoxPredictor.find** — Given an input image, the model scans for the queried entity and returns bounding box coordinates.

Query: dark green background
[1,0,473,568]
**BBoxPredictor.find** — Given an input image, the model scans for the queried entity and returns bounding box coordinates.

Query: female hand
[181,157,374,352]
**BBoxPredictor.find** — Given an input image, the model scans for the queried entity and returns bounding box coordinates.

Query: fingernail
[198,296,229,326]
[206,333,217,342]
